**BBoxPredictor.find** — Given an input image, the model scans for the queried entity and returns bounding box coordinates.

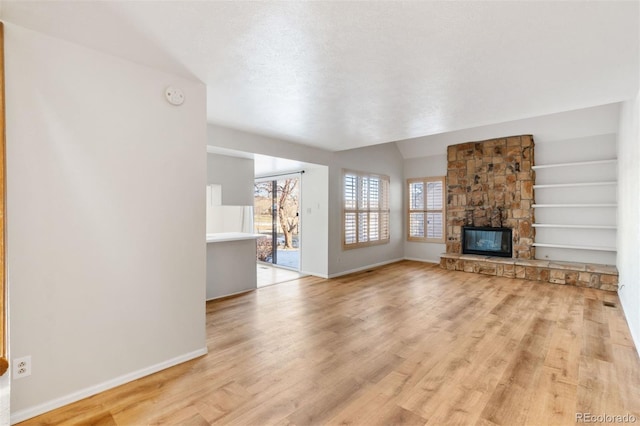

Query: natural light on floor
[257,264,306,288]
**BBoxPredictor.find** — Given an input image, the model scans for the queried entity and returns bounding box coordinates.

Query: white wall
[328,143,405,277]
[5,24,207,421]
[617,90,640,352]
[207,154,254,206]
[300,165,329,277]
[403,154,447,263]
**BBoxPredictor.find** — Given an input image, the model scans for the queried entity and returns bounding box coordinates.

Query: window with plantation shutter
[407,177,445,243]
[343,170,390,249]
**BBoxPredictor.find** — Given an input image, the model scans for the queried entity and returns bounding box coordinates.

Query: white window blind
[343,170,390,249]
[407,177,445,242]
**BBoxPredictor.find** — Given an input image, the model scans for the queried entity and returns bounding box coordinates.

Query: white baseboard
[619,290,640,359]
[305,258,438,279]
[328,258,404,278]
[404,257,440,265]
[301,271,330,279]
[10,347,208,425]
[206,288,254,301]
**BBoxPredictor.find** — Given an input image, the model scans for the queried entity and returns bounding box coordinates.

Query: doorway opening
[254,174,300,271]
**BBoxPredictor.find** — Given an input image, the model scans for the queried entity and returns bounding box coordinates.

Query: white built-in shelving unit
[533,134,617,264]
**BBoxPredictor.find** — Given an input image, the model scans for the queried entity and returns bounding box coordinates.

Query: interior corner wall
[5,24,207,420]
[617,90,640,353]
[207,154,254,206]
[403,154,447,263]
[328,143,405,277]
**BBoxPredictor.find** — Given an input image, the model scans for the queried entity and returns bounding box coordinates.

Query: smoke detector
[165,86,185,106]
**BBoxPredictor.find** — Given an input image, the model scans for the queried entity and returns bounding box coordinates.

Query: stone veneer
[446,135,535,259]
[440,253,618,292]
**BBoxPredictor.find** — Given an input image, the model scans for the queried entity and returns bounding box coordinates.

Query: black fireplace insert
[462,226,512,257]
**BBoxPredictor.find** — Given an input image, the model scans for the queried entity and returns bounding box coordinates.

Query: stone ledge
[439,253,618,292]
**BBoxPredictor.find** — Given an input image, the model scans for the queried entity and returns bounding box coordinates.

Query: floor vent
[603,301,616,308]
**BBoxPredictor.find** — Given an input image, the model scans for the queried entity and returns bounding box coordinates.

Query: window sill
[407,237,445,244]
[342,239,390,250]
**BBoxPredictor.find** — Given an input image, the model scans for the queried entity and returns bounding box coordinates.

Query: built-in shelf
[532,224,617,230]
[532,141,617,265]
[532,159,617,170]
[533,181,617,189]
[533,242,616,252]
[532,203,617,208]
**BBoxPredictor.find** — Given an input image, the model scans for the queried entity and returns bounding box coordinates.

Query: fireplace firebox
[462,226,512,258]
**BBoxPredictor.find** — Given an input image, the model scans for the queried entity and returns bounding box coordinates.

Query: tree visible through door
[254,176,300,270]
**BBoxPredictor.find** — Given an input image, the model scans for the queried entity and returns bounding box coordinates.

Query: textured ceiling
[2,1,638,152]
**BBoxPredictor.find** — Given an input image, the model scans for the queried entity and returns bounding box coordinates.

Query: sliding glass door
[254,175,300,270]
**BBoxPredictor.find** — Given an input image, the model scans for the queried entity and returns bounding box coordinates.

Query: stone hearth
[440,253,618,292]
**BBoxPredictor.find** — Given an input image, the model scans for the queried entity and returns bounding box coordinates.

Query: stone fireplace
[440,134,618,292]
[445,135,535,259]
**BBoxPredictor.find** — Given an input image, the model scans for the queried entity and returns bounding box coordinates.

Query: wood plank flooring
[19,261,640,425]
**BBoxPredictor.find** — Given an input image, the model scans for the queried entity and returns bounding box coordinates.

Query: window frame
[342,169,391,250]
[406,176,446,243]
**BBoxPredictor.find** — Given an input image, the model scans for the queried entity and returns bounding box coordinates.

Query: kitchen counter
[206,233,264,300]
[206,232,264,243]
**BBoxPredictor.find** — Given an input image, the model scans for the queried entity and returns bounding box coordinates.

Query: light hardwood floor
[257,264,306,288]
[20,261,640,425]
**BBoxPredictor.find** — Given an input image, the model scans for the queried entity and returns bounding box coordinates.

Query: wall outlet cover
[13,355,31,379]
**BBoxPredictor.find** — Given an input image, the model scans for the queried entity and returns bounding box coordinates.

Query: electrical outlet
[13,355,31,379]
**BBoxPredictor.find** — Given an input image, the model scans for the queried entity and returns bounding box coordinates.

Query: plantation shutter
[407,177,445,242]
[344,173,357,245]
[343,170,390,249]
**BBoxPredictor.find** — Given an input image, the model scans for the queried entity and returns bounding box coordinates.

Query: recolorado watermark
[576,413,637,423]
